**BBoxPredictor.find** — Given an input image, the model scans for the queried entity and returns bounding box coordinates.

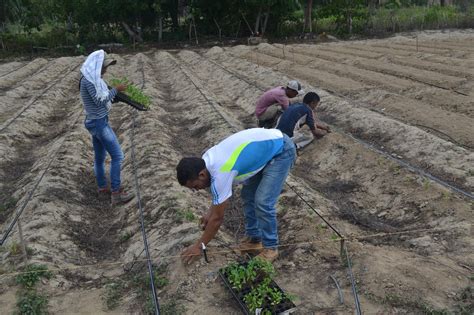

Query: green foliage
[0,197,16,213]
[224,258,293,313]
[160,299,186,315]
[16,264,52,289]
[103,281,124,310]
[16,289,48,315]
[176,209,196,222]
[110,78,151,109]
[119,231,133,243]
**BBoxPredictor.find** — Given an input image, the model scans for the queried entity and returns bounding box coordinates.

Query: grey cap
[103,53,117,68]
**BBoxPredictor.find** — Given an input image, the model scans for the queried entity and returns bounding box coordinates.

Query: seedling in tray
[110,77,151,110]
[219,257,296,314]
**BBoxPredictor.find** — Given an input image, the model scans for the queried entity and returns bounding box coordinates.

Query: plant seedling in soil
[16,264,53,289]
[110,77,151,109]
[221,257,296,314]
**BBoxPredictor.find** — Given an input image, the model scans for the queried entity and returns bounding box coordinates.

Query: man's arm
[199,200,228,245]
[315,121,331,132]
[181,200,229,264]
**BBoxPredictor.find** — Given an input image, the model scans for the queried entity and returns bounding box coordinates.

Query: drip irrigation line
[342,131,474,201]
[343,244,362,315]
[0,63,81,133]
[1,222,471,281]
[205,56,474,201]
[285,182,343,238]
[169,55,238,133]
[329,275,344,304]
[0,62,31,79]
[130,61,160,315]
[0,108,84,246]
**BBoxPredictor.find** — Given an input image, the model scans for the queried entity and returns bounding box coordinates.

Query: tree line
[1,0,473,53]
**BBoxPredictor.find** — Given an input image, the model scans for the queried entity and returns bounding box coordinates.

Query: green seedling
[422,178,431,190]
[16,264,53,289]
[176,209,196,222]
[110,77,151,109]
[16,289,49,315]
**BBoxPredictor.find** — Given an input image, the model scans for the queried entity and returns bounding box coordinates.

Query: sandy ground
[0,29,473,314]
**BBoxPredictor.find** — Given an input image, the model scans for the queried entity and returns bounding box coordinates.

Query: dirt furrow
[177,48,473,314]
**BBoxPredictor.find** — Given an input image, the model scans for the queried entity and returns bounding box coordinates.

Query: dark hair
[303,92,320,105]
[176,157,206,185]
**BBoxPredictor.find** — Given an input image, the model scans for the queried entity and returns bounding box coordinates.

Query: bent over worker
[176,128,296,264]
[255,80,304,128]
[80,50,134,205]
[276,92,330,150]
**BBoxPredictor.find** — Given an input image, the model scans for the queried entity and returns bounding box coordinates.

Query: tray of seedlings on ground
[109,77,151,111]
[219,257,296,315]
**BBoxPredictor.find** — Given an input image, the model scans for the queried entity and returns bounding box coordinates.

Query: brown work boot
[234,236,263,255]
[256,248,279,263]
[111,188,135,206]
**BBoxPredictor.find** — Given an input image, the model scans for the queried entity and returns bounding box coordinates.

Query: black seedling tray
[115,91,148,111]
[219,265,296,315]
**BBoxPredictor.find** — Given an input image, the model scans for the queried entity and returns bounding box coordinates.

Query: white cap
[287,80,304,95]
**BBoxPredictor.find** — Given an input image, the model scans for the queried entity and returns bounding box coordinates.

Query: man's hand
[115,83,127,92]
[324,125,331,133]
[181,243,202,265]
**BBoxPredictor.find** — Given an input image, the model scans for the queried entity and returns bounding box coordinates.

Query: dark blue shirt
[276,103,315,137]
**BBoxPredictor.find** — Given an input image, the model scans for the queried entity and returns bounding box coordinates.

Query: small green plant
[16,264,53,289]
[9,242,22,256]
[423,178,431,190]
[110,77,151,109]
[103,281,124,310]
[0,197,16,212]
[119,231,133,243]
[16,289,48,315]
[160,298,186,315]
[176,209,196,222]
[389,164,401,175]
[224,258,294,313]
[330,233,340,241]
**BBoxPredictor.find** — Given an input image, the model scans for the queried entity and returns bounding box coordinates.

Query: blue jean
[84,116,124,192]
[241,134,296,248]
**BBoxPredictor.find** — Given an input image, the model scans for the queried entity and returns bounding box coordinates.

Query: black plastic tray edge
[115,91,149,111]
[218,268,297,315]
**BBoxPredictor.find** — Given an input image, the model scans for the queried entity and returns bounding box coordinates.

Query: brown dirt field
[0,30,473,315]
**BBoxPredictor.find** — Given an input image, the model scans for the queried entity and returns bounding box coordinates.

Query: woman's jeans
[241,134,296,249]
[84,116,123,192]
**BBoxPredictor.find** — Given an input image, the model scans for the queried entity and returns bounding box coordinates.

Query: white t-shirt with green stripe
[202,128,284,205]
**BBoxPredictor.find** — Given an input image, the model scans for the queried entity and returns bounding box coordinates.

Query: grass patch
[160,298,186,315]
[119,231,133,243]
[103,281,125,310]
[176,209,196,223]
[16,264,52,289]
[16,289,49,315]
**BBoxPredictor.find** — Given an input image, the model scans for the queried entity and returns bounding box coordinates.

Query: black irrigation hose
[0,62,31,79]
[343,245,362,315]
[0,109,84,246]
[131,61,160,315]
[285,182,343,238]
[0,63,81,133]
[206,56,474,201]
[329,275,344,305]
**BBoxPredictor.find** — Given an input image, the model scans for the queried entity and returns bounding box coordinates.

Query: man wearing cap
[176,128,296,264]
[80,50,135,205]
[255,80,304,128]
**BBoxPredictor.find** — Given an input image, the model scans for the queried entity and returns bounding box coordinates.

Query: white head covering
[80,50,110,101]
